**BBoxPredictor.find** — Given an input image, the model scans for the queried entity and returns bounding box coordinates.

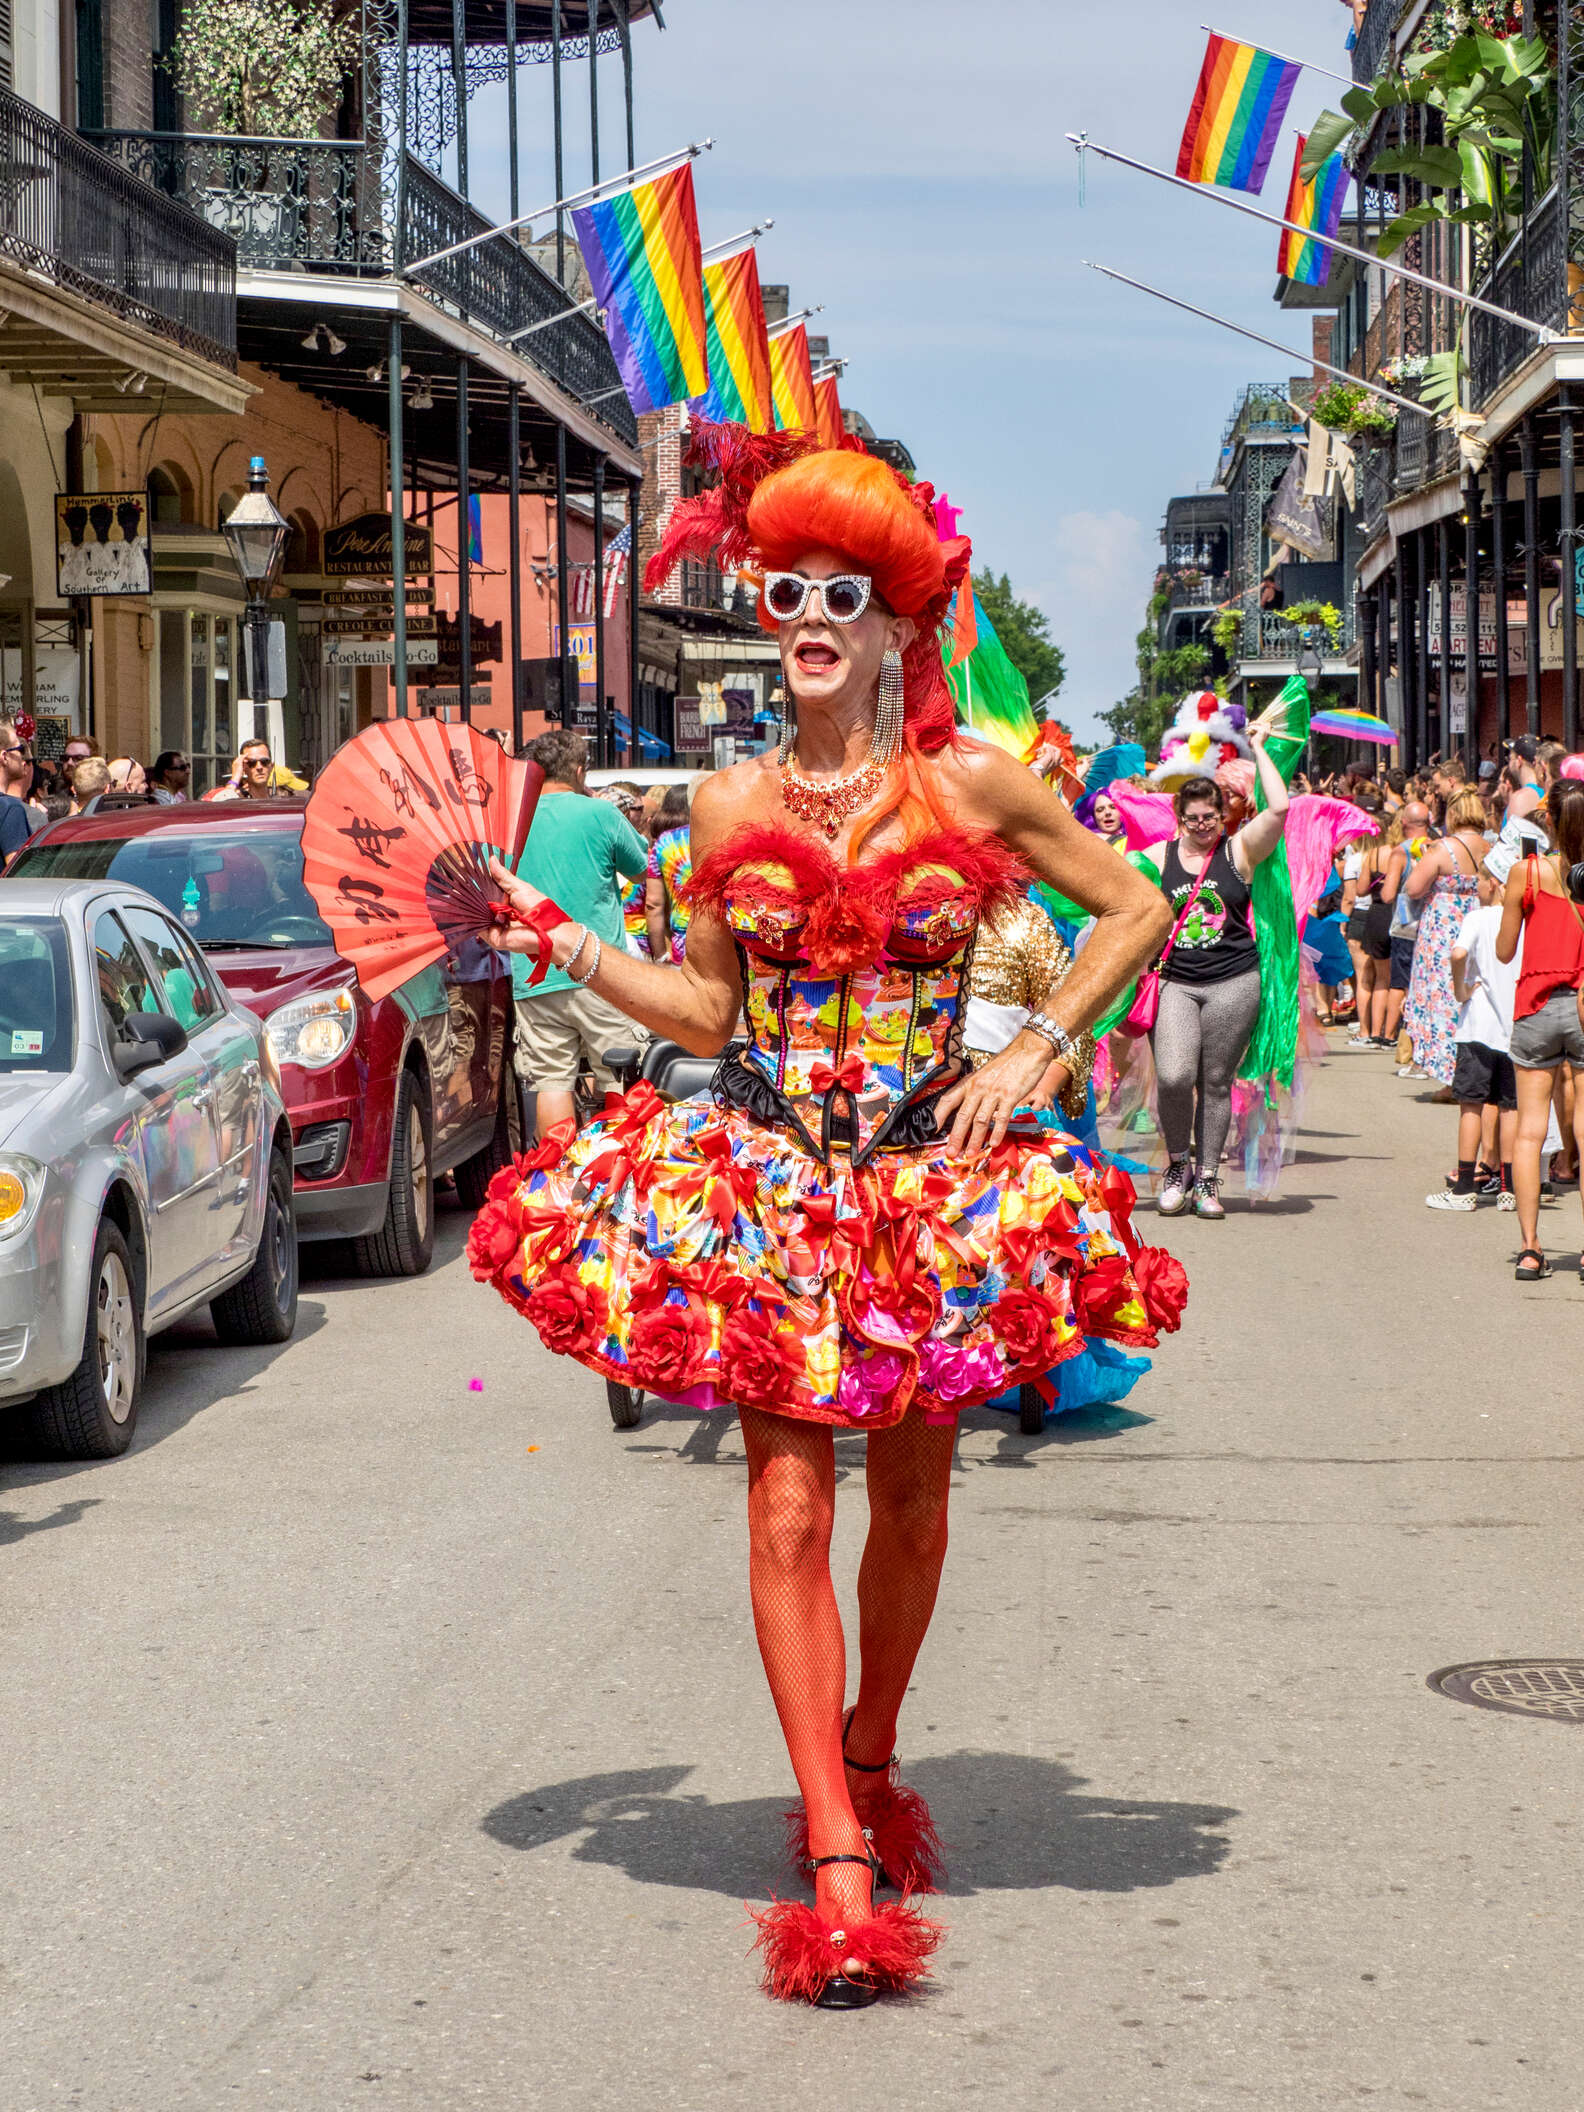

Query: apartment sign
[1427,585,1504,670]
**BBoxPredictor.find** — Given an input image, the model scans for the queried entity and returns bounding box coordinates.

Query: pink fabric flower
[918,1334,1004,1404]
[837,1348,907,1419]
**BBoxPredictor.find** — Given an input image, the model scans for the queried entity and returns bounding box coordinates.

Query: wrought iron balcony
[1236,598,1356,662]
[1467,185,1567,410]
[90,128,634,443]
[1351,0,1397,86]
[679,558,756,617]
[0,84,235,368]
[1220,382,1301,460]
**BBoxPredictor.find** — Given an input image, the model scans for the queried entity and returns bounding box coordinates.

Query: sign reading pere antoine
[56,492,151,596]
[323,512,434,578]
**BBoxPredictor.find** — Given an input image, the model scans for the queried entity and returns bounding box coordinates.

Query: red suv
[9,801,522,1274]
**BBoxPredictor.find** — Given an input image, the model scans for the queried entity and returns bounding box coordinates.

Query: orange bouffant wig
[643,419,973,752]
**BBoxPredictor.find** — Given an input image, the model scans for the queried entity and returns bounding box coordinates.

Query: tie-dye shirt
[648,824,692,963]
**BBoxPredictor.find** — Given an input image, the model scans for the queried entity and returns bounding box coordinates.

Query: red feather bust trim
[688,819,1034,929]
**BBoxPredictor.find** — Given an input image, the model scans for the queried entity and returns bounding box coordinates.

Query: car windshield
[0,918,73,1074]
[11,828,333,950]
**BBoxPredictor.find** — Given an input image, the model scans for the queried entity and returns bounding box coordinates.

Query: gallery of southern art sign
[55,493,150,596]
[323,513,435,578]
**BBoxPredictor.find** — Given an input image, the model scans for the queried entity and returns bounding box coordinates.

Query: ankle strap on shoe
[808,1851,879,1874]
[841,1706,896,1773]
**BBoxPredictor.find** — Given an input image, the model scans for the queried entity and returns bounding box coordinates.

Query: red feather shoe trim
[783,1775,946,1896]
[749,1893,943,2004]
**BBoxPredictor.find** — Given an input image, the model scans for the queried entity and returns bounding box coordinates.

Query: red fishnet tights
[740,1406,955,1923]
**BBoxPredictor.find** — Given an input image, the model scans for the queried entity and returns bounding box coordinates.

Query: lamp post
[222,455,290,717]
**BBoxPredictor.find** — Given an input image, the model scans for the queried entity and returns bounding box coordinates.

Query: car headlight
[0,1155,46,1244]
[266,987,358,1071]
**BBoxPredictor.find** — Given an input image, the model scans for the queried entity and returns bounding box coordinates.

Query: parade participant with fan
[468,422,1186,2009]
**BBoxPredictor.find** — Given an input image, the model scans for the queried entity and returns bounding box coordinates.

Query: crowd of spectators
[1313,738,1584,1281]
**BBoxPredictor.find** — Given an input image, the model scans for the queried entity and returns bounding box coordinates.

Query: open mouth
[794,641,841,674]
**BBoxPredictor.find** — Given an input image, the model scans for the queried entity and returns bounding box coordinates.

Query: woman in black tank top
[1143,738,1291,1219]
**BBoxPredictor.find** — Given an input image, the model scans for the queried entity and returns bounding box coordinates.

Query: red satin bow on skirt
[808,1053,866,1095]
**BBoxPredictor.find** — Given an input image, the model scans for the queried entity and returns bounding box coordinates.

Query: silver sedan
[0,878,298,1458]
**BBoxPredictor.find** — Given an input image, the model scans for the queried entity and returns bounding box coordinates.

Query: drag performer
[470,425,1186,2006]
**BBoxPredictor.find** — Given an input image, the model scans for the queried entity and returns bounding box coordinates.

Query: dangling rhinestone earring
[875,647,905,766]
[775,668,795,765]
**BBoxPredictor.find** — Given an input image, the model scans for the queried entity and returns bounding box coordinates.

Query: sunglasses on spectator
[242,755,272,771]
[762,572,873,624]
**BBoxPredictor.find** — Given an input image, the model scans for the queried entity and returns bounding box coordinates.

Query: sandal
[751,1847,942,2007]
[1515,1248,1552,1282]
[785,1707,946,1894]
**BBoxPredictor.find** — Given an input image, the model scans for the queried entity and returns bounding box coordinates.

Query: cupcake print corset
[690,824,1026,1165]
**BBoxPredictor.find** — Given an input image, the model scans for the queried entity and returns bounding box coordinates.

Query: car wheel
[23,1222,142,1459]
[1018,1384,1046,1435]
[211,1150,299,1345]
[353,1068,435,1278]
[453,1064,526,1209]
[606,1378,644,1430]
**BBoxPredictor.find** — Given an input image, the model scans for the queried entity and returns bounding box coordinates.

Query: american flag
[568,521,632,621]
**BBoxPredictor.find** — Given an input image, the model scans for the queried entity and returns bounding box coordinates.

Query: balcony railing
[90,129,634,444]
[1351,0,1397,86]
[1,84,235,368]
[1354,433,1394,543]
[679,558,756,617]
[1220,382,1301,459]
[1467,185,1567,410]
[1238,600,1356,662]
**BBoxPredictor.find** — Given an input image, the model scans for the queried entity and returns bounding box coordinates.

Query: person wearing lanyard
[1138,730,1291,1219]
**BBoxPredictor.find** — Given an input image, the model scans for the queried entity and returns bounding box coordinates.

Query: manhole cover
[1428,1660,1584,1722]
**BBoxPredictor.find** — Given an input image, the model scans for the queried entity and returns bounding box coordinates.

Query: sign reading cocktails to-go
[323,513,434,577]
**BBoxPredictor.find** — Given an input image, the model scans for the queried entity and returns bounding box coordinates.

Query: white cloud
[1026,512,1157,741]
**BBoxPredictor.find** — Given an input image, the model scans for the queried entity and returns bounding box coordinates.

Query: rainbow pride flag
[769,322,817,435]
[814,372,844,449]
[1278,135,1350,286]
[1177,33,1300,192]
[572,163,708,415]
[691,244,773,433]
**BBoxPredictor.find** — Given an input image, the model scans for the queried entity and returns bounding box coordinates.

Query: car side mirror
[113,1012,190,1078]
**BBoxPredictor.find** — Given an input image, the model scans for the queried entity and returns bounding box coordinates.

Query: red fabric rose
[1073,1250,1132,1331]
[804,887,889,978]
[466,1202,520,1280]
[994,1287,1064,1376]
[530,1272,606,1358]
[720,1308,799,1410]
[1132,1245,1188,1334]
[627,1298,710,1388]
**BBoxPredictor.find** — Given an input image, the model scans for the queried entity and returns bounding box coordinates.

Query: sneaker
[1157,1159,1193,1216]
[1426,1189,1476,1212]
[1192,1174,1225,1220]
[1346,1031,1373,1049]
[1498,1191,1518,1212]
[1396,1064,1429,1080]
[1471,1167,1501,1198]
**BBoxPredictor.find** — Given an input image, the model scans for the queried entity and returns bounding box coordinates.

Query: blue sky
[469,1,1354,736]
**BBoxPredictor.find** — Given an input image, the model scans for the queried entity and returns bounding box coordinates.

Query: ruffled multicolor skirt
[468,1081,1188,1430]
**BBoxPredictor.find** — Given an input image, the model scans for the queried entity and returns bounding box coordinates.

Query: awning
[610,709,670,759]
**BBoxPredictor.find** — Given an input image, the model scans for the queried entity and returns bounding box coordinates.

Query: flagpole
[700,219,773,265]
[1082,261,1430,418]
[1196,21,1355,89]
[766,305,822,338]
[507,220,772,345]
[1067,133,1556,341]
[405,138,715,276]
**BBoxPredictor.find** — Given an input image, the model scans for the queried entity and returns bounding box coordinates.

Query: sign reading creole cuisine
[323,513,434,578]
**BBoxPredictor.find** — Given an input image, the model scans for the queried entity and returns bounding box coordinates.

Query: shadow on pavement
[482,1752,1236,1899]
[0,1496,102,1543]
[0,1298,329,1484]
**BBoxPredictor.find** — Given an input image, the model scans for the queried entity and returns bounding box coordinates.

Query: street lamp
[222,455,290,710]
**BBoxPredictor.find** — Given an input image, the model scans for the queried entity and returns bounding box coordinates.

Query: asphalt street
[4,1040,1584,2111]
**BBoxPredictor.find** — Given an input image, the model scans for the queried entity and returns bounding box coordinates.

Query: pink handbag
[1120,847,1216,1039]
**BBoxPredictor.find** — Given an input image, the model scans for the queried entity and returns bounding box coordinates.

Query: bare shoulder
[689,753,776,855]
[933,738,1054,827]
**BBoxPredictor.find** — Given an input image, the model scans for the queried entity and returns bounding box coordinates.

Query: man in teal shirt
[513,728,650,1136]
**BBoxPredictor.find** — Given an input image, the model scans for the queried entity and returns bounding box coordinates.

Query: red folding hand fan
[301,720,545,1003]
